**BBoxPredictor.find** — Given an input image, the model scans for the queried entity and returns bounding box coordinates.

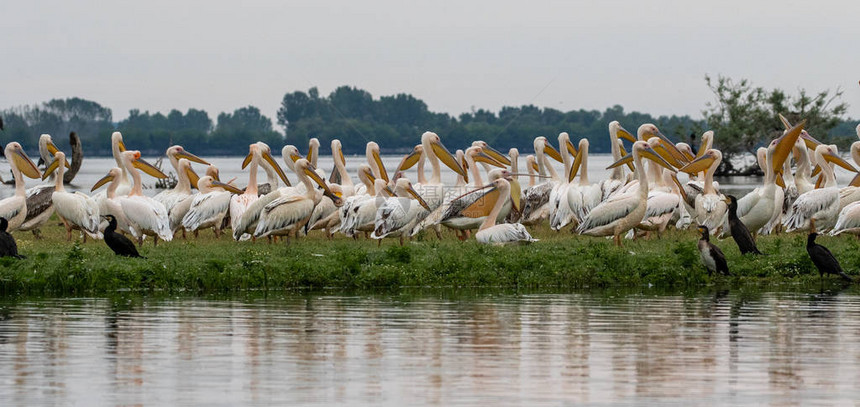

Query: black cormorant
[725,195,763,255]
[103,215,144,258]
[697,225,730,276]
[0,217,25,259]
[806,232,852,282]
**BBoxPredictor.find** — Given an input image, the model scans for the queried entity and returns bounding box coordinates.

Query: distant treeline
[1,88,858,157]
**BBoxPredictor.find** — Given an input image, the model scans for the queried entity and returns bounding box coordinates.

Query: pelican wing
[121,195,171,240]
[254,195,314,237]
[832,202,860,235]
[522,182,552,220]
[53,191,101,236]
[182,192,231,232]
[783,188,839,231]
[477,223,537,244]
[578,193,639,232]
[25,185,54,221]
[644,191,680,218]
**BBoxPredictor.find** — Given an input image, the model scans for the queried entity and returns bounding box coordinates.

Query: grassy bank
[2,218,859,294]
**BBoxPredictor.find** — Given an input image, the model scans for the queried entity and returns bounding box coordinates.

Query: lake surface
[2,288,860,405]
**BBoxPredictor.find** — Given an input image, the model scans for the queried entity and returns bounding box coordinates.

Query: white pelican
[722,138,787,237]
[20,134,69,237]
[0,142,42,231]
[230,143,290,239]
[91,167,137,236]
[437,148,510,235]
[366,141,390,185]
[577,140,675,246]
[521,136,562,226]
[105,150,173,244]
[115,150,174,245]
[600,121,637,200]
[254,159,342,240]
[679,148,726,234]
[306,138,320,167]
[636,171,681,237]
[783,144,857,232]
[549,132,578,231]
[838,132,860,211]
[42,151,101,241]
[525,154,538,188]
[569,138,603,222]
[831,200,860,237]
[340,174,393,238]
[152,145,209,213]
[306,139,354,237]
[182,175,243,238]
[410,148,471,238]
[371,178,432,245]
[473,178,536,245]
[403,132,468,211]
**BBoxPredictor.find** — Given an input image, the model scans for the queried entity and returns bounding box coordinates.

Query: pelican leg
[614,233,623,247]
[31,229,42,240]
[154,236,159,247]
[61,218,72,241]
[214,228,221,239]
[399,236,405,246]
[194,230,199,239]
[377,239,381,248]
[138,235,144,247]
[182,229,187,240]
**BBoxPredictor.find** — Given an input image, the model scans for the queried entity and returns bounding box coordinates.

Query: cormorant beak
[91,172,116,191]
[15,148,41,179]
[175,149,209,165]
[396,146,422,172]
[430,139,468,177]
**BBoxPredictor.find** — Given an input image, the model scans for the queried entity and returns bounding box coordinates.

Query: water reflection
[1,289,860,405]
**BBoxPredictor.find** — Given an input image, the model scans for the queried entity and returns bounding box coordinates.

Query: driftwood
[63,132,83,184]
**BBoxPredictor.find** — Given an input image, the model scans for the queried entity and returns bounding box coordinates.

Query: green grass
[1,216,858,295]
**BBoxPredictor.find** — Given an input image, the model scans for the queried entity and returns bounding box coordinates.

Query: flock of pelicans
[1,117,860,281]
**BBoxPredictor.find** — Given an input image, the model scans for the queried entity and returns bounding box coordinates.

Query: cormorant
[806,232,852,282]
[0,217,25,259]
[103,215,144,258]
[725,195,763,255]
[697,225,730,276]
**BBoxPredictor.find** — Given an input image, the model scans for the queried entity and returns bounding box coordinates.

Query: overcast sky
[3,0,859,126]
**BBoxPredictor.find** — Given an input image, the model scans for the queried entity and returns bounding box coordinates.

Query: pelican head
[770,120,805,173]
[4,142,40,179]
[815,144,857,173]
[37,134,70,168]
[679,149,721,175]
[396,144,423,172]
[467,146,507,168]
[118,150,169,179]
[111,132,127,153]
[197,175,243,194]
[281,145,302,172]
[295,158,343,207]
[167,145,209,166]
[608,140,676,172]
[393,178,430,211]
[535,136,563,163]
[472,140,511,166]
[91,167,124,191]
[244,143,290,186]
[421,132,467,177]
[609,121,637,143]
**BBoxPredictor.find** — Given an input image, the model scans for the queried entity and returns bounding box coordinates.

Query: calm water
[0,153,800,200]
[2,288,860,405]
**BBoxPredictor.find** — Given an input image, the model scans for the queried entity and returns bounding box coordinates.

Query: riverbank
[1,220,858,294]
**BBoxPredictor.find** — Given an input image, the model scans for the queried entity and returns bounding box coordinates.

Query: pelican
[410,148,470,238]
[600,121,637,200]
[182,175,243,238]
[831,200,860,236]
[679,148,726,234]
[722,137,786,237]
[230,143,290,239]
[525,155,538,188]
[549,132,578,231]
[366,141,389,186]
[783,144,857,232]
[402,132,468,211]
[254,159,342,240]
[474,178,536,245]
[20,134,69,237]
[115,150,174,245]
[0,142,42,231]
[371,178,432,246]
[152,145,209,214]
[340,174,393,238]
[636,171,681,237]
[91,167,136,236]
[569,138,602,222]
[256,142,286,194]
[306,139,354,238]
[41,151,100,240]
[437,148,510,235]
[306,138,320,167]
[577,140,675,246]
[521,136,562,226]
[838,133,860,211]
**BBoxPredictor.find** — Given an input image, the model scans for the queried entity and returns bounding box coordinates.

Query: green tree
[703,75,848,174]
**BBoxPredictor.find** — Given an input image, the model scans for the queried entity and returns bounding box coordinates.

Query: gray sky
[3,0,860,127]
